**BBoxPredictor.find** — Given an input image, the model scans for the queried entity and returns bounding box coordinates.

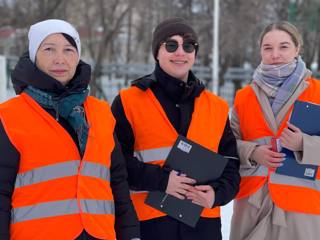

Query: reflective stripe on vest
[15,160,111,188]
[270,173,320,191]
[15,160,80,188]
[81,161,111,181]
[254,136,272,145]
[237,136,271,199]
[239,137,270,178]
[80,199,115,214]
[134,146,172,163]
[240,166,268,177]
[12,199,115,224]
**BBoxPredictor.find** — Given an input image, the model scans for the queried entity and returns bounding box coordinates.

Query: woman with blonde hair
[230,21,320,240]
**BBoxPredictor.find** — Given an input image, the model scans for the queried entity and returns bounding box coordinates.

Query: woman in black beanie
[112,17,240,240]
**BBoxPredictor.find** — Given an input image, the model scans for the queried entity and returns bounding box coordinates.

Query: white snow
[221,201,233,240]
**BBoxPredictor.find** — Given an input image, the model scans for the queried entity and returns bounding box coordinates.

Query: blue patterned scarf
[253,56,308,115]
[24,86,89,155]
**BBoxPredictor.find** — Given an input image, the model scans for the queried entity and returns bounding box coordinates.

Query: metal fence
[100,63,212,81]
[4,56,320,106]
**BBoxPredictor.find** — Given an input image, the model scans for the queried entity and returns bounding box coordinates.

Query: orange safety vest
[120,86,229,221]
[234,77,320,215]
[0,93,116,240]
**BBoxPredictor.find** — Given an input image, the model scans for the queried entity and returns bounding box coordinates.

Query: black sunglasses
[162,39,198,53]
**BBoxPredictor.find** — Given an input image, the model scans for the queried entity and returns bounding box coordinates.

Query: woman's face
[157,35,196,82]
[36,33,79,85]
[260,29,299,65]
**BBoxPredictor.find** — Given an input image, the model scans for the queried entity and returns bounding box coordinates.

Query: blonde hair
[259,21,303,51]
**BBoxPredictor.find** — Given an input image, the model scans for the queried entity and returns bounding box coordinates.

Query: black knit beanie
[152,17,198,60]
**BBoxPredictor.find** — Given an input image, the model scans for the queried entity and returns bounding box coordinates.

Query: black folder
[276,101,320,180]
[145,135,228,227]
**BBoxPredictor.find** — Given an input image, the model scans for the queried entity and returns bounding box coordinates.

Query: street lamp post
[212,0,219,94]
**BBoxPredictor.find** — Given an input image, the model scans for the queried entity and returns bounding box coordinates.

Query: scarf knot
[24,86,89,155]
[253,56,309,115]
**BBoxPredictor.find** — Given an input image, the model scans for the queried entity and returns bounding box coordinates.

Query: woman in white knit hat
[0,19,140,240]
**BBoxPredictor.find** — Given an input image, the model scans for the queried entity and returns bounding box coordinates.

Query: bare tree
[292,0,320,68]
[71,0,135,97]
[2,0,320,96]
[2,0,67,27]
[0,0,69,56]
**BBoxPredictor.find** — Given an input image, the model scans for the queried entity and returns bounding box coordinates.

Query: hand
[251,145,285,168]
[280,122,303,151]
[186,185,215,208]
[166,170,196,199]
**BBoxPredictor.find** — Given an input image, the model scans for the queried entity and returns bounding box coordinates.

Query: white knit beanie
[28,19,81,63]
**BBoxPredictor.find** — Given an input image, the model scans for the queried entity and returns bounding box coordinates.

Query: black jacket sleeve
[210,118,240,207]
[110,133,140,240]
[0,120,20,240]
[111,95,170,192]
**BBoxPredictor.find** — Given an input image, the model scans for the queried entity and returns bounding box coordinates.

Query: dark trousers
[140,216,222,240]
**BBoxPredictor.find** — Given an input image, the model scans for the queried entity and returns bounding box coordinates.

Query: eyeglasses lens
[164,40,196,53]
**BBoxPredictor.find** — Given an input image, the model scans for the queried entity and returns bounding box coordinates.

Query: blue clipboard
[276,101,320,180]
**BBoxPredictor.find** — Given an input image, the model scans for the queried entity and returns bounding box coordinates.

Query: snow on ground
[221,201,233,240]
[2,88,15,102]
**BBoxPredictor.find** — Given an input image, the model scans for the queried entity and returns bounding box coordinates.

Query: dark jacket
[111,64,240,239]
[0,53,140,240]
